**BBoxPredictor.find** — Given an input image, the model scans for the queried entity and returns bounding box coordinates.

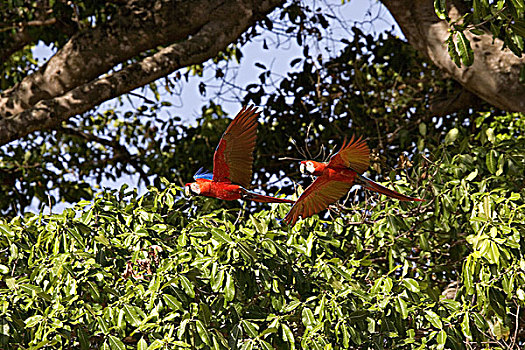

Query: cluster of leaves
[434,0,525,67]
[1,113,524,348]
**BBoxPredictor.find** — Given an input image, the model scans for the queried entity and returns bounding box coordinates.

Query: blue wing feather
[193,167,214,181]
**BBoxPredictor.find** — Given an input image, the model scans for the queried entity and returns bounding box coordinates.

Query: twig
[58,126,150,183]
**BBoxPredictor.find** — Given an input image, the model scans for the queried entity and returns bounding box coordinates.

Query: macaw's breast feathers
[328,135,370,174]
[284,177,353,226]
[213,105,260,187]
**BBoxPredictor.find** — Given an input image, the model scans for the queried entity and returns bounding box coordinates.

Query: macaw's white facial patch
[305,161,315,174]
[190,182,201,195]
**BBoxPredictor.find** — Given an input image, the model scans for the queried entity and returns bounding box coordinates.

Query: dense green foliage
[2,115,524,348]
[2,1,525,349]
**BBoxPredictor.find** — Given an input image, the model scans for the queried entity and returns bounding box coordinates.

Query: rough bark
[0,0,283,145]
[381,0,525,113]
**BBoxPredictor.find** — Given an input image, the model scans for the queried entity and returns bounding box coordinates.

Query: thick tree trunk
[0,0,283,146]
[381,0,525,112]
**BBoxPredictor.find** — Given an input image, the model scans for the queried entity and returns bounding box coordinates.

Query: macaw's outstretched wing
[213,105,260,187]
[327,135,370,174]
[357,174,425,202]
[284,176,353,227]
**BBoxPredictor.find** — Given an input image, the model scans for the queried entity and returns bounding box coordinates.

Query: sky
[29,0,403,213]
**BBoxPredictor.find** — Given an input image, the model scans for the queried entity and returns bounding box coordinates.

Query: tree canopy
[1,0,524,348]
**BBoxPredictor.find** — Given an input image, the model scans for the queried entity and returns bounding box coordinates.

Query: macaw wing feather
[327,135,370,174]
[213,105,260,187]
[284,176,353,226]
[193,167,214,181]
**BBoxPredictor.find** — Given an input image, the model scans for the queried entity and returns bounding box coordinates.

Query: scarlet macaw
[284,135,424,226]
[185,106,294,204]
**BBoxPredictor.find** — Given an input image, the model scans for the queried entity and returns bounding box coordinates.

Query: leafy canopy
[2,113,524,348]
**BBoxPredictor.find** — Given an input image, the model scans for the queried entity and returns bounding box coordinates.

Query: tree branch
[381,0,525,112]
[0,0,282,118]
[58,126,150,183]
[0,0,283,145]
[0,6,78,63]
[429,86,484,117]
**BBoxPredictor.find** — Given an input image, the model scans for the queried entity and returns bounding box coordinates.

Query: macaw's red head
[299,160,326,176]
[184,182,202,196]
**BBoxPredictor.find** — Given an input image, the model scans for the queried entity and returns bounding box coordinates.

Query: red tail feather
[242,189,295,204]
[358,175,424,202]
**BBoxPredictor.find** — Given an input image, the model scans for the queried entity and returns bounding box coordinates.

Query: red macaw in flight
[185,106,294,204]
[284,135,424,226]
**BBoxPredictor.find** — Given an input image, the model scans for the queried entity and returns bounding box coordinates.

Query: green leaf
[509,192,521,201]
[0,225,13,238]
[486,241,500,264]
[282,324,295,348]
[163,294,182,311]
[259,339,273,350]
[486,127,495,143]
[436,330,447,349]
[456,32,474,66]
[241,320,258,338]
[491,320,510,340]
[123,304,141,327]
[224,272,235,302]
[424,310,443,329]
[461,314,472,340]
[211,269,225,292]
[25,315,43,328]
[496,154,505,176]
[98,316,109,334]
[137,338,148,350]
[283,300,301,313]
[511,19,525,37]
[447,36,461,68]
[179,275,195,298]
[396,296,408,319]
[465,169,478,182]
[434,0,447,19]
[178,319,189,339]
[340,322,350,348]
[486,150,497,174]
[240,341,254,350]
[402,278,420,293]
[419,123,427,136]
[302,307,315,328]
[108,335,126,350]
[382,277,393,293]
[195,320,211,346]
[211,228,233,244]
[445,128,459,145]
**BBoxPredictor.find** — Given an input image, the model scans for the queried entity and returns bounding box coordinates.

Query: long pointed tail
[357,174,424,202]
[242,189,295,204]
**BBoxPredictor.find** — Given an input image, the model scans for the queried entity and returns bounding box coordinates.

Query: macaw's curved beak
[184,185,191,197]
[299,162,305,175]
